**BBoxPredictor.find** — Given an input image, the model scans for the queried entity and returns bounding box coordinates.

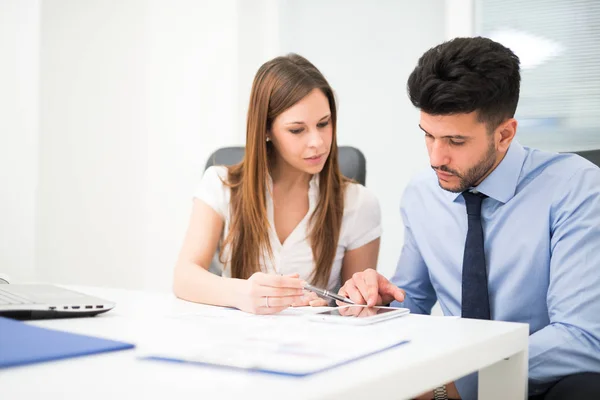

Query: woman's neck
[270,157,313,192]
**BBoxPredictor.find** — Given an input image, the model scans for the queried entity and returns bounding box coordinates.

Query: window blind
[476,0,600,151]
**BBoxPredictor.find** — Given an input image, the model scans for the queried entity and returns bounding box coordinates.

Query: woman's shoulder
[340,182,382,248]
[200,165,233,192]
[194,166,232,218]
[343,182,380,214]
[204,165,230,182]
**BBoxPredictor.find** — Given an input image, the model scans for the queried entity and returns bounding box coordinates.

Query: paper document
[143,308,409,376]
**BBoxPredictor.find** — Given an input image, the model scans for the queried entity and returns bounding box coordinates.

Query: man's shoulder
[522,147,599,184]
[408,168,439,190]
[401,169,440,207]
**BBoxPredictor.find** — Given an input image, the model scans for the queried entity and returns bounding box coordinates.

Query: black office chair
[572,149,600,167]
[204,146,367,185]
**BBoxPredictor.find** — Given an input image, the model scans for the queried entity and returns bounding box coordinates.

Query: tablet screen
[317,306,400,318]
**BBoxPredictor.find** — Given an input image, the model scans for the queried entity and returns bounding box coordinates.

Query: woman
[173,54,381,314]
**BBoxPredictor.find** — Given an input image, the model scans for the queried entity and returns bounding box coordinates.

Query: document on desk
[143,307,410,377]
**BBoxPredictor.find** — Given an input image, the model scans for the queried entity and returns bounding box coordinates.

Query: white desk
[2,286,529,400]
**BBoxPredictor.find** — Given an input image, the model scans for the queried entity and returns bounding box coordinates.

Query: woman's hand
[291,290,329,307]
[233,272,305,314]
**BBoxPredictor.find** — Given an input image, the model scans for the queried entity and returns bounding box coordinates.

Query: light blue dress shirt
[391,141,600,399]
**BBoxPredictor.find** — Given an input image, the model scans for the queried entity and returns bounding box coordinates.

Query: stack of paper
[143,307,409,376]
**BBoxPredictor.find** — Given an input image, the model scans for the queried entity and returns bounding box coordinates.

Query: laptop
[0,284,115,320]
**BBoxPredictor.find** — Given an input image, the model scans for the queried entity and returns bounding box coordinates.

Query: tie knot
[463,191,487,216]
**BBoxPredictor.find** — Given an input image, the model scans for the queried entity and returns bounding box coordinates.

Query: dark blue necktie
[461,190,491,320]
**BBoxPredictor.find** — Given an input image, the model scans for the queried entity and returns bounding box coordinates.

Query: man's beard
[434,141,497,193]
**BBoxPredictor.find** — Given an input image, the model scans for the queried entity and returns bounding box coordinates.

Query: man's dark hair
[407,37,520,131]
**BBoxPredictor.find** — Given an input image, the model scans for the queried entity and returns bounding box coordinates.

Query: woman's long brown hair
[221,54,348,287]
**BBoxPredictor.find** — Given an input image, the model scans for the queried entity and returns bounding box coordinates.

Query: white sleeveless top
[194,166,382,291]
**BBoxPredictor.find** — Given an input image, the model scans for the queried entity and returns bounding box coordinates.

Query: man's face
[420,111,498,193]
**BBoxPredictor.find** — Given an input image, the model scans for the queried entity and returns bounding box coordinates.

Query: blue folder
[0,317,134,369]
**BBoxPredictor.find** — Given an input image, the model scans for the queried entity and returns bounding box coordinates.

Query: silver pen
[303,283,356,305]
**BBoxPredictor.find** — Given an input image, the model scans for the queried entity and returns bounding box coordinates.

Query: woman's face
[268,89,333,176]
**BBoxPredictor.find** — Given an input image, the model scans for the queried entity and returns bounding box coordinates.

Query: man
[339,37,600,399]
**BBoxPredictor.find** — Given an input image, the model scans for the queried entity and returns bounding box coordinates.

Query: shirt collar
[446,140,526,204]
[308,174,319,197]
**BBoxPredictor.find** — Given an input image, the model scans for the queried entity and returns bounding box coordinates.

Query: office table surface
[2,286,529,400]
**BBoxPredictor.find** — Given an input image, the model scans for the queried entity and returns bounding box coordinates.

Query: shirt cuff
[455,372,478,400]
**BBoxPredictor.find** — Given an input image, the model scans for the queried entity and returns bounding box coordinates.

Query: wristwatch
[433,385,448,400]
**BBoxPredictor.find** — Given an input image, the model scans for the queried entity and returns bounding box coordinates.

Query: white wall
[36,0,242,290]
[236,0,281,140]
[0,0,40,283]
[142,0,239,290]
[37,0,148,288]
[3,1,459,294]
[445,0,475,38]
[278,0,445,278]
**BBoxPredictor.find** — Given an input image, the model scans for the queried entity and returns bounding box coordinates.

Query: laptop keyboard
[0,288,38,305]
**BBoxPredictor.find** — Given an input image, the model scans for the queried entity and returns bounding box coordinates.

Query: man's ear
[496,118,517,152]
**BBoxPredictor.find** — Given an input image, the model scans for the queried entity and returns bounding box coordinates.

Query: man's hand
[336,306,379,317]
[337,268,405,307]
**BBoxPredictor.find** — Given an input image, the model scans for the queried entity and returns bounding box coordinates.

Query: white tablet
[308,305,410,325]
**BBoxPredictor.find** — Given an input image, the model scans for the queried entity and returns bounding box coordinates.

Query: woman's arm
[340,238,381,285]
[173,199,304,313]
[340,185,382,287]
[173,199,239,306]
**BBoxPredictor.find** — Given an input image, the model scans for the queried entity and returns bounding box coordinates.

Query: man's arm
[528,166,600,396]
[389,203,437,314]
